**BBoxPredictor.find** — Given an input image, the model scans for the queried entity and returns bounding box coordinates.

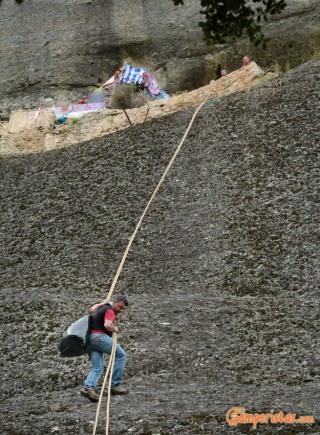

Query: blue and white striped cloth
[120,64,147,84]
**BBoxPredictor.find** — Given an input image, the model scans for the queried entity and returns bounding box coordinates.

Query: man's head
[113,296,129,314]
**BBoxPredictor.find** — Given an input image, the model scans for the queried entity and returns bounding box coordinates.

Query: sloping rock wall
[0,60,319,434]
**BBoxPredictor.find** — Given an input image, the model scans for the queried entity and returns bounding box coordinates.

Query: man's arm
[104,319,118,333]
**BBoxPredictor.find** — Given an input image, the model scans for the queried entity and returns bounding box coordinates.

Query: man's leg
[81,335,105,402]
[112,344,127,387]
[87,333,127,391]
[84,349,104,388]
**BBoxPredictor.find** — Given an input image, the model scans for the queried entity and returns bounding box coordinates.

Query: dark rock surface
[1,61,319,434]
[1,0,320,115]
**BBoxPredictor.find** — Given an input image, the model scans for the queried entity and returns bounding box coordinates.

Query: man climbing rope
[80,296,129,402]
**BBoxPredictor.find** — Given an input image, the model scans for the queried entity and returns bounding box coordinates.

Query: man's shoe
[80,386,99,402]
[111,384,128,395]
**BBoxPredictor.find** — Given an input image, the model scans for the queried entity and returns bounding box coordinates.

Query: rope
[93,100,207,435]
[105,335,117,435]
[105,100,206,302]
[92,333,118,435]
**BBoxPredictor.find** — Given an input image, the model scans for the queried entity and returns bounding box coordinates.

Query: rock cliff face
[0,0,319,114]
[0,60,319,434]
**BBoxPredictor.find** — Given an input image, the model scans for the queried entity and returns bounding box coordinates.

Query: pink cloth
[142,72,161,95]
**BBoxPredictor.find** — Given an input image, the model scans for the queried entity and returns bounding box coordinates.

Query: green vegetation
[309,50,320,61]
[285,62,292,72]
[172,0,287,49]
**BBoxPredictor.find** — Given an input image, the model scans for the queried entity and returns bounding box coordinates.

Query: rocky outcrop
[0,60,319,434]
[0,61,265,156]
[0,0,319,115]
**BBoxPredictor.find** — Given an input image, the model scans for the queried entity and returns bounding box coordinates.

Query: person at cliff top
[80,295,129,402]
[215,63,222,79]
[243,56,251,66]
[221,69,228,77]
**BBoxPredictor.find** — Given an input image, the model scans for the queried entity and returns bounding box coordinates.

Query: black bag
[58,314,91,357]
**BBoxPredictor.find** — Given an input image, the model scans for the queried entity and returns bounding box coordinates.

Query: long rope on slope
[92,333,117,435]
[94,100,207,435]
[105,100,206,302]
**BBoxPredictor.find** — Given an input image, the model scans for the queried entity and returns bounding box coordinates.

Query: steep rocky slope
[0,60,319,434]
[1,0,320,115]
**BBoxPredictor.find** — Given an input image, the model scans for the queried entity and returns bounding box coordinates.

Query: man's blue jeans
[84,333,127,388]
